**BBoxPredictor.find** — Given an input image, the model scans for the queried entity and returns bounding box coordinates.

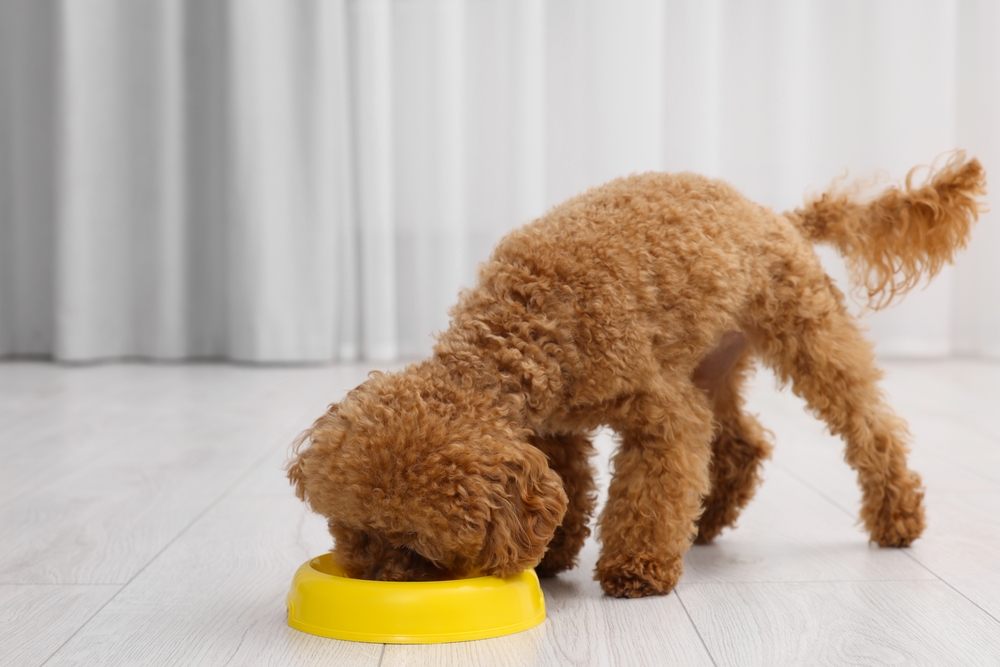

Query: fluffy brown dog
[288,153,985,598]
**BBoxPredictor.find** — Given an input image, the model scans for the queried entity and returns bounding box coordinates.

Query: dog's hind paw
[871,501,926,547]
[867,478,926,547]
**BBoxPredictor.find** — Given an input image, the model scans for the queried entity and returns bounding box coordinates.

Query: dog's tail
[785,152,986,309]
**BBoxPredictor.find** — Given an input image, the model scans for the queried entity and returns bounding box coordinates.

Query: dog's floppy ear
[286,403,342,503]
[478,445,568,578]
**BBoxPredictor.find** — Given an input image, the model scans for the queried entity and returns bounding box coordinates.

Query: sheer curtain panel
[1,0,998,362]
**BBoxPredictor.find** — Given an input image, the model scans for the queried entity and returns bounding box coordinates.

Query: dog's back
[446,157,984,406]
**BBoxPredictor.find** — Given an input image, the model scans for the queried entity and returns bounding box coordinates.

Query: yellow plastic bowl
[286,554,546,643]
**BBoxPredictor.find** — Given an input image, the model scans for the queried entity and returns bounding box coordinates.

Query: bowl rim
[286,553,547,644]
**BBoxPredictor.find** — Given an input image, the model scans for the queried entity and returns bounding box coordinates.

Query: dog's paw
[535,553,573,578]
[595,554,683,598]
[535,529,587,578]
[871,503,925,547]
[868,480,926,547]
[534,564,561,579]
[694,506,728,545]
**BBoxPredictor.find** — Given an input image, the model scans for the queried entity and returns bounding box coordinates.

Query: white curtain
[1,0,998,363]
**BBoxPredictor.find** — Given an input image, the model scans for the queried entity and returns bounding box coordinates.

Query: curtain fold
[954,0,1000,358]
[1,0,998,362]
[0,0,58,356]
[56,0,187,359]
[226,0,347,361]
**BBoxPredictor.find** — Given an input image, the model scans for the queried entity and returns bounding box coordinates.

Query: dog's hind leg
[596,383,715,597]
[694,348,773,544]
[531,432,598,577]
[750,248,925,547]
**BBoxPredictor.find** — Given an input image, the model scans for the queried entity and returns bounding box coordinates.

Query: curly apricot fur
[288,153,984,597]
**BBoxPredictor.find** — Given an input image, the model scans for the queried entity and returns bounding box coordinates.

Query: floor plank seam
[6,362,999,664]
[899,551,1000,628]
[771,461,857,520]
[0,406,310,516]
[674,590,718,667]
[37,585,125,667]
[0,583,125,587]
[679,578,945,586]
[771,439,1000,629]
[0,447,122,515]
[37,433,295,666]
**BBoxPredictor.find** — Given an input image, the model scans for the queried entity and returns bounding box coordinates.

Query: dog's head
[287,369,567,580]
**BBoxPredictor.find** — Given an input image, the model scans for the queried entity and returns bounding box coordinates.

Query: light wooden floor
[2,359,1000,666]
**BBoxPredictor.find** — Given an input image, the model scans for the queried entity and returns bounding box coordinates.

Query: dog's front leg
[595,385,714,598]
[530,432,598,577]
